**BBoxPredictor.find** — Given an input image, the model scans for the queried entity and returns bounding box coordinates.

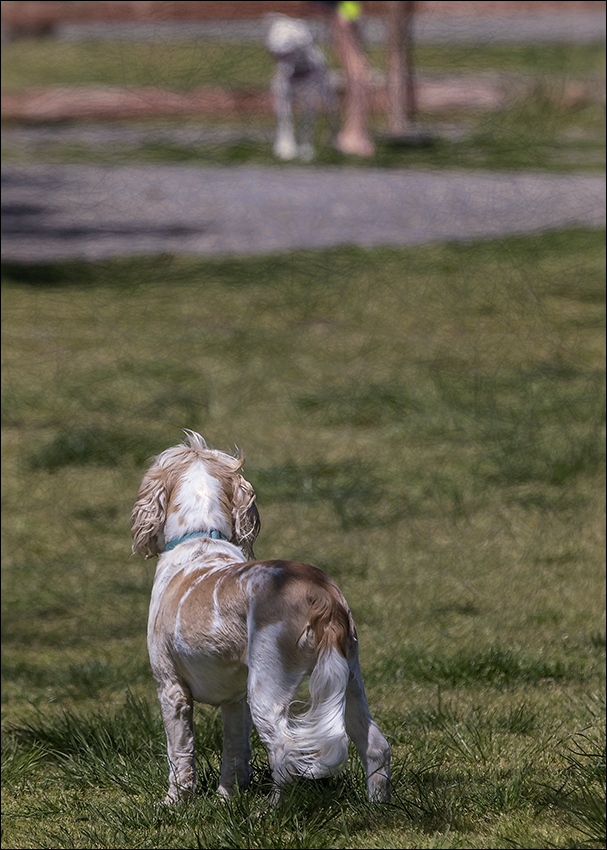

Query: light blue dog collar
[164,530,229,551]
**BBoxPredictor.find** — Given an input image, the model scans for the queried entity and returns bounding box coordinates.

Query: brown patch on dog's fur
[249,561,352,659]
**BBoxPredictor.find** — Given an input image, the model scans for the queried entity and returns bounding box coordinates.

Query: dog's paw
[274,138,298,160]
[298,143,315,162]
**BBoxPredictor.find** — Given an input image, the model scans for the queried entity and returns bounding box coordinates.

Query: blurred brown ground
[3,77,603,123]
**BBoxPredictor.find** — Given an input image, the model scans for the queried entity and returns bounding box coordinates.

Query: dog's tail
[274,591,352,782]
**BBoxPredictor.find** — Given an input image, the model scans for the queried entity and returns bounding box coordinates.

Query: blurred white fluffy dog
[131,431,390,804]
[266,14,336,161]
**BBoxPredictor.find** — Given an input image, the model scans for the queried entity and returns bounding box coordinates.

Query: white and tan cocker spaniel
[131,431,390,804]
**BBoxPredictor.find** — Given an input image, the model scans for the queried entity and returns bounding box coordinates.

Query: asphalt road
[32,11,607,45]
[1,164,605,262]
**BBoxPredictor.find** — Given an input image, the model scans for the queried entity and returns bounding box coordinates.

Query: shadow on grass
[27,427,166,470]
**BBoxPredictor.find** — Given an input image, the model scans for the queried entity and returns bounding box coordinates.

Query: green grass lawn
[1,229,605,848]
[2,38,604,89]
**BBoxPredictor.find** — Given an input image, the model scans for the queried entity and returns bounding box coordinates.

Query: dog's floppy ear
[131,467,168,559]
[232,474,260,560]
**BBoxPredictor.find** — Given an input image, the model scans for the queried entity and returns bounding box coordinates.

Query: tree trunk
[386,0,416,134]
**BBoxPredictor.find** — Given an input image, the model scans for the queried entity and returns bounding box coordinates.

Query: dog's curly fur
[131,431,390,803]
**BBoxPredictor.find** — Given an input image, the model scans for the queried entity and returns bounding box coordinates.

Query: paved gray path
[32,12,607,45]
[1,164,605,262]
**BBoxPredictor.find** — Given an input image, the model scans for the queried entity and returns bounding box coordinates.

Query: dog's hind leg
[247,621,350,800]
[296,75,324,161]
[218,697,253,798]
[158,682,197,803]
[344,651,391,802]
[297,104,316,162]
[246,624,309,792]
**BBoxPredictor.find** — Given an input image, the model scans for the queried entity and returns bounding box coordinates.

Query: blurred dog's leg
[272,63,298,160]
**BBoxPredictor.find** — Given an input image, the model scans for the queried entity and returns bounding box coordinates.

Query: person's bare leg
[333,13,375,157]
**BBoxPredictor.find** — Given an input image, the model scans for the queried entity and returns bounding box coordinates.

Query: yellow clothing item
[337,1,362,22]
